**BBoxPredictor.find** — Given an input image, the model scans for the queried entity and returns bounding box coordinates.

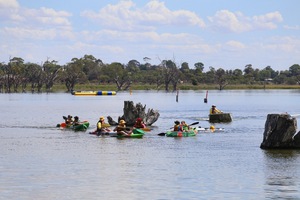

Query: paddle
[158,122,199,136]
[56,122,67,128]
[141,127,152,132]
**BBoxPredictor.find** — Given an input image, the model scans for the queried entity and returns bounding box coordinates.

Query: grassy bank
[51,83,300,92]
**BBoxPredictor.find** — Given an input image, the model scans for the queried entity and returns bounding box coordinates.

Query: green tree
[160,60,180,91]
[24,62,44,92]
[289,64,300,84]
[104,62,132,90]
[43,59,61,92]
[215,68,228,90]
[62,58,87,92]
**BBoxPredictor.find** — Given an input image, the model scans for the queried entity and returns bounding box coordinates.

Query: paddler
[72,116,80,126]
[133,118,146,129]
[209,105,222,114]
[113,120,132,136]
[65,115,73,125]
[173,120,183,131]
[180,121,189,131]
[96,116,111,136]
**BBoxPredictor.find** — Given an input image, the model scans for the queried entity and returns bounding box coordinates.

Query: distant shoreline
[53,83,300,92]
[1,83,299,93]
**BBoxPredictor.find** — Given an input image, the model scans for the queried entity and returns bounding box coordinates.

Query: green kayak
[166,129,197,137]
[115,128,145,138]
[73,121,90,131]
[58,121,90,131]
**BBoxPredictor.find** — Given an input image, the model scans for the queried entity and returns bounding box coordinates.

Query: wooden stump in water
[260,113,300,149]
[107,101,160,126]
[209,113,232,123]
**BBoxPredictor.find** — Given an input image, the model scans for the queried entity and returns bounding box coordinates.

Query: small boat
[209,113,232,123]
[165,129,198,137]
[71,90,116,96]
[58,121,90,131]
[197,127,225,132]
[114,132,144,139]
[90,128,145,138]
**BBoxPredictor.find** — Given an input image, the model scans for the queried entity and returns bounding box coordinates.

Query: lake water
[1,90,300,199]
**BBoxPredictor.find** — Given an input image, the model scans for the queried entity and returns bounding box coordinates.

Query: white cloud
[22,7,72,27]
[208,10,283,33]
[0,0,22,21]
[208,10,251,33]
[252,11,283,30]
[263,36,300,53]
[81,0,205,31]
[284,25,300,30]
[0,0,19,9]
[224,40,246,51]
[2,26,75,41]
[0,3,73,41]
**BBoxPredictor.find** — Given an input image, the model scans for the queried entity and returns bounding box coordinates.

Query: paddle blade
[102,123,111,128]
[158,132,166,136]
[60,123,66,128]
[141,127,151,132]
[189,122,199,126]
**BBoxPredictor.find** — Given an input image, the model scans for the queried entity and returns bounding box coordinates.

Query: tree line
[0,54,300,93]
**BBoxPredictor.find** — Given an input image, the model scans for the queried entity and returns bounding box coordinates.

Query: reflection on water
[263,150,300,199]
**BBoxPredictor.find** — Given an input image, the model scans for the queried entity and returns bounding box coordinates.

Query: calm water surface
[1,90,300,199]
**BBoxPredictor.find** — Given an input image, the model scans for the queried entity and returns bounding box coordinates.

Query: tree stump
[260,113,300,149]
[209,113,232,123]
[107,101,160,126]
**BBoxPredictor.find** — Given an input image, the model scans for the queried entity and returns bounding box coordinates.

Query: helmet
[212,105,216,107]
[210,125,215,129]
[119,120,126,124]
[100,116,105,120]
[174,120,180,125]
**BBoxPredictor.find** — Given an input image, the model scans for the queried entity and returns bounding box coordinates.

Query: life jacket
[116,125,126,132]
[182,125,189,131]
[97,121,102,131]
[134,122,146,128]
[174,124,181,131]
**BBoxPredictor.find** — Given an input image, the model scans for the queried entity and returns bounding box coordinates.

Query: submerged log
[260,113,300,149]
[209,113,232,123]
[107,101,160,126]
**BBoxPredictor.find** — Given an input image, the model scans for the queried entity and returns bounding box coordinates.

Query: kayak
[165,129,198,137]
[58,121,90,131]
[197,127,224,132]
[114,128,145,138]
[115,133,144,138]
[90,128,145,138]
[73,122,90,131]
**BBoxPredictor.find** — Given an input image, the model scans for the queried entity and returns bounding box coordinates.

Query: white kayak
[196,127,224,132]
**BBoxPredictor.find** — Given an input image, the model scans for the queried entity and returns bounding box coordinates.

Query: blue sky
[1,0,299,71]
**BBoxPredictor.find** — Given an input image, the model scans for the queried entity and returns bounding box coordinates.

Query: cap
[100,116,105,120]
[136,118,142,121]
